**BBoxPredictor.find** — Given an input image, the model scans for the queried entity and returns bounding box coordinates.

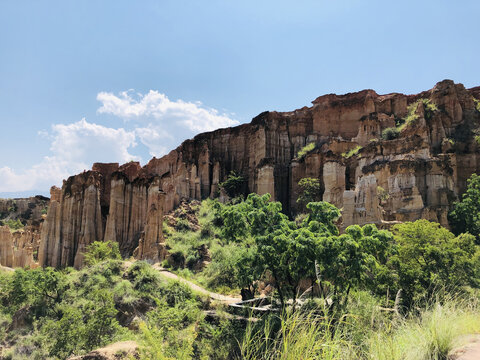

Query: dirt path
[151,264,241,303]
[451,335,480,360]
[123,261,241,304]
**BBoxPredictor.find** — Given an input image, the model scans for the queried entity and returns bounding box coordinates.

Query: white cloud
[0,91,239,194]
[97,90,239,133]
[50,119,138,165]
[0,119,138,193]
[135,127,171,157]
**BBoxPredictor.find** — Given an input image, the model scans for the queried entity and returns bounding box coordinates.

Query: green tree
[297,178,322,208]
[314,224,395,312]
[218,193,289,242]
[305,201,340,235]
[389,220,478,307]
[219,171,246,198]
[449,173,480,242]
[1,267,68,318]
[41,290,121,358]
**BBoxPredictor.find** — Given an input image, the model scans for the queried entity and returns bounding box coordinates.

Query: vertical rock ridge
[31,80,480,268]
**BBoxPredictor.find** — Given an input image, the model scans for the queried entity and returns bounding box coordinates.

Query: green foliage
[0,219,24,231]
[296,142,316,159]
[0,258,224,359]
[381,127,399,140]
[396,98,438,131]
[474,98,480,112]
[305,201,341,235]
[475,135,480,146]
[422,98,438,119]
[315,224,395,311]
[40,290,121,358]
[203,243,259,293]
[377,186,389,202]
[217,193,289,242]
[0,267,68,319]
[84,240,122,265]
[219,171,246,198]
[449,173,480,242]
[241,295,480,360]
[390,220,478,307]
[341,145,362,158]
[126,261,161,294]
[296,177,322,207]
[175,218,192,232]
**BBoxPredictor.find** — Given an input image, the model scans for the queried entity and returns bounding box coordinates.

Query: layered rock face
[38,163,167,268]
[35,80,480,268]
[0,196,48,267]
[0,196,49,223]
[0,226,40,268]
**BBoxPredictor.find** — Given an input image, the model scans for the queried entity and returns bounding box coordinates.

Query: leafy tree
[305,201,341,235]
[389,220,478,307]
[219,193,289,242]
[314,224,395,311]
[219,171,246,198]
[41,290,121,358]
[0,267,68,318]
[84,240,122,265]
[204,244,261,299]
[449,173,480,242]
[297,178,322,208]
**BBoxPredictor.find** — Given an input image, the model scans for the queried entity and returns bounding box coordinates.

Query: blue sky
[0,0,479,197]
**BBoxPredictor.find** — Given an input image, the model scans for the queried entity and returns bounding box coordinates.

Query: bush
[175,218,192,232]
[381,127,399,140]
[219,171,246,198]
[297,178,322,207]
[157,280,195,307]
[449,173,480,242]
[296,142,316,159]
[126,261,161,294]
[475,135,480,146]
[1,219,24,231]
[342,145,362,158]
[474,98,480,113]
[84,241,121,265]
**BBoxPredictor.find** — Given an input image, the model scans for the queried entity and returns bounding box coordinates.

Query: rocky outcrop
[38,163,168,268]
[0,196,49,227]
[33,80,480,268]
[38,171,104,268]
[0,226,40,268]
[133,178,167,263]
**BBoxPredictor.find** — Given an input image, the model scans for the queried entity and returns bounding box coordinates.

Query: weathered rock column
[0,226,14,267]
[38,187,62,267]
[135,178,167,262]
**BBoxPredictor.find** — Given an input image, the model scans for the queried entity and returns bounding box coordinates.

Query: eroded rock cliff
[0,196,48,267]
[33,80,480,268]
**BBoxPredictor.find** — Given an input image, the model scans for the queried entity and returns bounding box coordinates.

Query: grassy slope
[163,199,243,296]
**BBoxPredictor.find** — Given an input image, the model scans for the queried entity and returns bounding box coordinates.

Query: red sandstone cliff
[30,80,480,268]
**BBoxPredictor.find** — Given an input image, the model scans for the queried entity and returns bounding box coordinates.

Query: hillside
[2,79,480,269]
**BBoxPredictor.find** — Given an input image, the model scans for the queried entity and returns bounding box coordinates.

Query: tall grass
[368,298,480,360]
[239,295,480,360]
[239,310,355,360]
